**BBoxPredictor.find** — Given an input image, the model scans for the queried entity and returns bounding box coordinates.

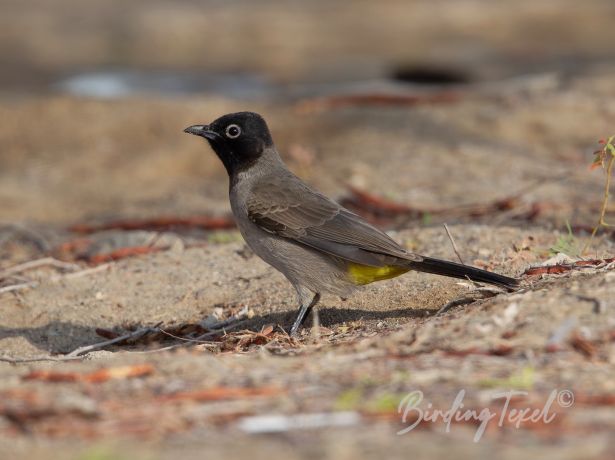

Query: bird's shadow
[244,305,434,332]
[0,306,436,355]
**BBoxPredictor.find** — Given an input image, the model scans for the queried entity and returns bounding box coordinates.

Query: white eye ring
[225,124,241,139]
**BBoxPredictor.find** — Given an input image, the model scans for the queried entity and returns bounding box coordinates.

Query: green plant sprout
[583,135,615,255]
[550,220,580,257]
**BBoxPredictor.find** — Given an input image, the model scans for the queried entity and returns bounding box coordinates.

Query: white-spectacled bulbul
[184,112,518,335]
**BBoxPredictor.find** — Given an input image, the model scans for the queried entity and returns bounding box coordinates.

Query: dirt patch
[2,1,615,457]
[1,222,614,459]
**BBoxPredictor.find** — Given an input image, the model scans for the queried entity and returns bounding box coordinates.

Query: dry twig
[66,324,163,357]
[443,223,465,265]
[524,257,615,277]
[583,135,615,254]
[435,297,478,316]
[0,263,111,296]
[0,354,82,364]
[1,298,251,362]
[69,215,235,234]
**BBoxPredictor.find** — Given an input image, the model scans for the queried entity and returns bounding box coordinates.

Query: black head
[183,112,273,175]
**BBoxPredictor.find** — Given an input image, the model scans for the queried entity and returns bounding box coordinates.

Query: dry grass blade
[66,324,162,357]
[0,354,83,364]
[128,313,252,354]
[0,281,38,295]
[0,257,80,280]
[443,223,466,265]
[524,257,615,277]
[583,135,615,254]
[0,263,112,296]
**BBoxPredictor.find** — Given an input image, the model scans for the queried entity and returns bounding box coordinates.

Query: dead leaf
[158,386,283,403]
[95,328,121,339]
[570,332,597,358]
[22,364,155,384]
[83,364,155,383]
[22,371,80,383]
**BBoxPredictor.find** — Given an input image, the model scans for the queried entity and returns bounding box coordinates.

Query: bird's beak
[183,124,218,140]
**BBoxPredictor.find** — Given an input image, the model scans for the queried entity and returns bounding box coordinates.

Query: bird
[184,112,519,336]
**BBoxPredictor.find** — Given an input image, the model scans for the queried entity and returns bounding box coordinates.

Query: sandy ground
[1,79,614,458]
[1,1,615,459]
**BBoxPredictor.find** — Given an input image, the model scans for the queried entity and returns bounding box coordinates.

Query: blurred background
[2,0,615,94]
[1,0,614,229]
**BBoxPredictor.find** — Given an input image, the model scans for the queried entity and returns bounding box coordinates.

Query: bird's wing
[246,174,421,266]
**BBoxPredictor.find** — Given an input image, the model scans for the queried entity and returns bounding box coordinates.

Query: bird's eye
[225,124,241,139]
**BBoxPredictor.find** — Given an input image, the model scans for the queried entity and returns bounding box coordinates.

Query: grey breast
[228,154,356,296]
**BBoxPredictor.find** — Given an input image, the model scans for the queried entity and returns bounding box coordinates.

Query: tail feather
[407,256,519,290]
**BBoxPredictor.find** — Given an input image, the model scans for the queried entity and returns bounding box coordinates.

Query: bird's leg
[290,292,321,337]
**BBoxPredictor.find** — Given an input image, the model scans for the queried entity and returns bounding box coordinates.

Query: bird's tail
[406,256,519,290]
